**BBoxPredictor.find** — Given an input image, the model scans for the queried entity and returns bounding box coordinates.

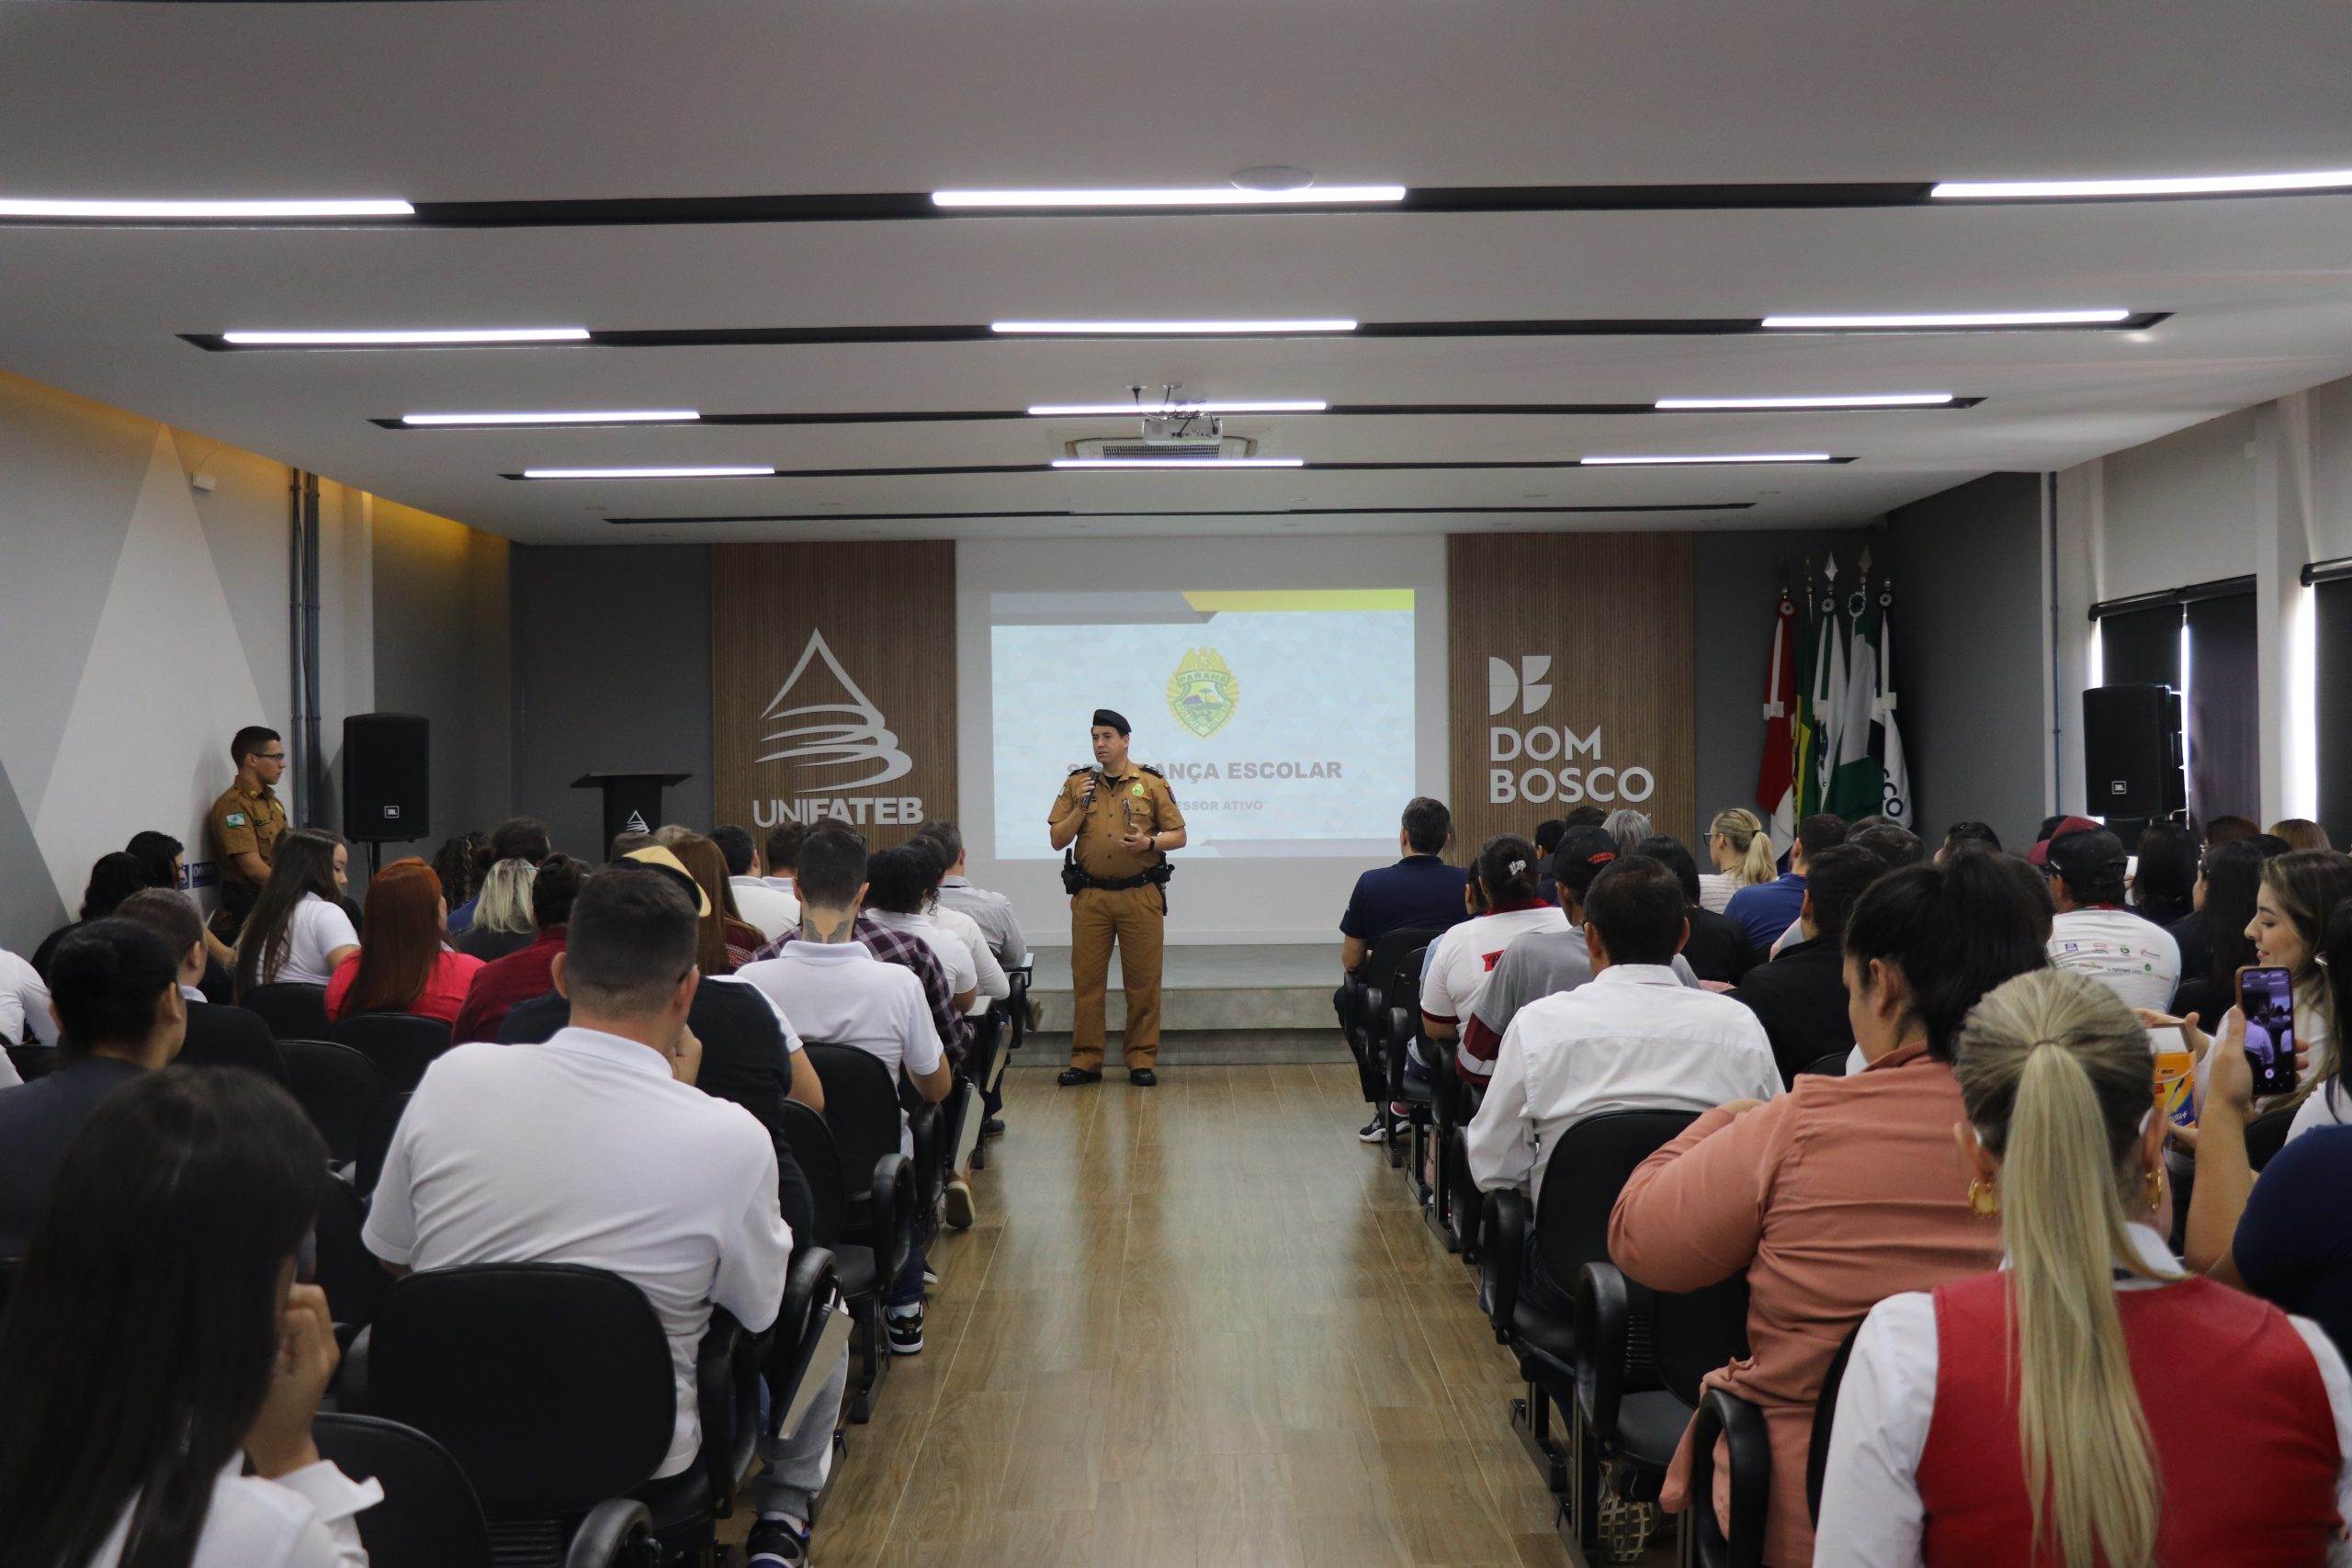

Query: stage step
[1024,942,1334,1033]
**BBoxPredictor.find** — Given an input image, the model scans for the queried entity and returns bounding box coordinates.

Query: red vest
[1917,1271,2341,1567]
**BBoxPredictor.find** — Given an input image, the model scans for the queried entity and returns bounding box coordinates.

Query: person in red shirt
[450,855,585,1044]
[325,859,483,1024]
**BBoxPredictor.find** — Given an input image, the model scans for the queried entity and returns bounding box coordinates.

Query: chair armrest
[1482,1189,1526,1341]
[337,1325,373,1412]
[905,1098,944,1214]
[1574,1262,1631,1438]
[765,1248,839,1423]
[565,1497,654,1568]
[695,1308,752,1516]
[1689,1388,1771,1568]
[870,1153,915,1283]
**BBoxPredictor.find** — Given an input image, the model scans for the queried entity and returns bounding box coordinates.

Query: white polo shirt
[1420,905,1573,1029]
[261,895,359,988]
[729,876,799,943]
[362,1029,789,1479]
[931,904,1010,1014]
[1,946,56,1048]
[2048,907,2181,1014]
[1465,964,1782,1201]
[865,910,977,998]
[734,942,944,1156]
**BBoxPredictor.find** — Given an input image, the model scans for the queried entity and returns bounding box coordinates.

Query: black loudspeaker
[343,714,430,843]
[2082,684,2185,819]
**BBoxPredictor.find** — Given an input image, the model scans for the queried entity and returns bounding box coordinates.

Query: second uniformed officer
[208,724,290,941]
[1046,708,1186,1086]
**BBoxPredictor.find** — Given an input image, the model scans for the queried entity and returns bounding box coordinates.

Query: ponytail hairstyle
[232,829,343,997]
[1709,807,1776,886]
[1952,968,2181,1568]
[1841,845,2051,1059]
[1474,833,1542,909]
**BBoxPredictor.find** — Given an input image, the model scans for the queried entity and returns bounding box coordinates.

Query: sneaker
[1357,1116,1388,1144]
[922,1264,940,1289]
[944,1176,976,1230]
[746,1517,809,1568]
[886,1306,925,1356]
[979,1117,1007,1140]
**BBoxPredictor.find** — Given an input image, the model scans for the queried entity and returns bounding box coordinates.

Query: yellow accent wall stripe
[1179,589,1415,613]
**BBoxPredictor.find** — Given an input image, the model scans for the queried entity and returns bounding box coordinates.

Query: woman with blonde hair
[1700,807,1778,913]
[456,856,537,962]
[1815,967,2352,1567]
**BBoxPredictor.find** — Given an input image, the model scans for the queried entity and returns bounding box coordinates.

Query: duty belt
[1061,851,1172,894]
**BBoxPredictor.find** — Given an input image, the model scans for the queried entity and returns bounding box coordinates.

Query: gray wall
[509,544,714,860]
[1880,472,2049,850]
[1690,526,1868,845]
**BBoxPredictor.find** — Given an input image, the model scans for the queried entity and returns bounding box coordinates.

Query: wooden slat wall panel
[1446,533,1695,857]
[710,540,956,846]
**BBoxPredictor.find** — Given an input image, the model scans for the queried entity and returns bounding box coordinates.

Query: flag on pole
[1802,559,1846,820]
[1756,589,1799,850]
[1875,583,1913,828]
[1826,572,1886,819]
[1792,564,1819,826]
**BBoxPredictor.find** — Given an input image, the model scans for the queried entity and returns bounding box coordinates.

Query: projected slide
[990,589,1416,859]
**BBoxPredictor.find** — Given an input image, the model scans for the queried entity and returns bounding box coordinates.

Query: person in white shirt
[1420,834,1572,1081]
[2042,827,2180,1013]
[232,829,358,994]
[918,820,1031,971]
[0,944,58,1050]
[714,824,800,942]
[1815,968,2352,1568]
[0,1067,379,1568]
[763,823,804,900]
[1468,855,1781,1317]
[860,846,980,1013]
[734,823,952,1362]
[365,864,822,1559]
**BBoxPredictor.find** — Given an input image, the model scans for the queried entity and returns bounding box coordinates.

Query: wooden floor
[755,1061,1576,1568]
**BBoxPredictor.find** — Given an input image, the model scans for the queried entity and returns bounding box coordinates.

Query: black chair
[314,1412,656,1568]
[6,1043,54,1083]
[1005,963,1032,1051]
[1379,942,1437,1172]
[2247,1105,2298,1171]
[1795,1049,1850,1078]
[177,1000,290,1084]
[244,981,334,1041]
[281,1039,383,1166]
[345,1262,718,1566]
[804,1042,940,1235]
[335,1012,455,1096]
[1481,1109,1701,1500]
[778,1099,912,1423]
[0,1256,19,1322]
[763,1247,845,1478]
[1805,1325,1862,1526]
[357,1091,413,1196]
[1581,1266,1750,1565]
[316,1178,392,1331]
[1351,926,1442,1133]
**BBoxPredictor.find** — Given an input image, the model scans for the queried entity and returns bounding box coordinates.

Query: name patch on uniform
[224,812,248,827]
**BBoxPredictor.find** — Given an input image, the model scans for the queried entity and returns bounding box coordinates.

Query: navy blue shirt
[1340,855,1472,945]
[1725,871,1807,952]
[2233,1122,2352,1358]
[0,1056,145,1256]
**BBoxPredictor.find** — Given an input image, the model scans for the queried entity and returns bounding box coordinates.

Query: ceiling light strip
[934,186,1405,208]
[1654,393,1953,410]
[1760,310,2131,330]
[991,319,1357,335]
[225,327,590,346]
[1025,400,1329,416]
[1580,453,1834,465]
[1051,457,1307,469]
[0,197,413,220]
[519,465,775,479]
[403,410,700,426]
[1932,170,2352,200]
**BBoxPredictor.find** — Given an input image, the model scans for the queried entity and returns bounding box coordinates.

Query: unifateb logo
[1484,650,1655,807]
[752,631,923,827]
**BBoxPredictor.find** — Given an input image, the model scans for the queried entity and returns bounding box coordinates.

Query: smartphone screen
[2239,966,2300,1098]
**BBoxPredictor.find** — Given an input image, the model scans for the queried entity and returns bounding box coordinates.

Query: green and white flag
[1826,578,1884,820]
[1874,586,1912,828]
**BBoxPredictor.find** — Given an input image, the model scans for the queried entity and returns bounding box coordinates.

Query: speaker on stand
[343,714,431,876]
[2081,684,2186,826]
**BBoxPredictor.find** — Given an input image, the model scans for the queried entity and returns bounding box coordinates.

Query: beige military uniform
[209,783,288,886]
[1048,764,1186,1070]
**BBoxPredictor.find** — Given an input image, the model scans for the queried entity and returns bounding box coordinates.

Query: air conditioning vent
[1067,434,1258,461]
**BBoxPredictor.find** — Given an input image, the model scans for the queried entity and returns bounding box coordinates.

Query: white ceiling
[3,0,2351,545]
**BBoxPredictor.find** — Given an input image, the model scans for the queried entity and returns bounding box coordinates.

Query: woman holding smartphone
[2248,851,2352,1139]
[0,1068,378,1567]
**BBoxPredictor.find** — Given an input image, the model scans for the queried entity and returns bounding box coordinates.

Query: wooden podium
[571,772,691,859]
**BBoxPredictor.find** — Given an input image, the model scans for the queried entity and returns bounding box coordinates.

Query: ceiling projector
[1141,412,1223,445]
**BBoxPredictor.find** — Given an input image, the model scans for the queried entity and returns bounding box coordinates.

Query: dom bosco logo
[752,630,924,827]
[1167,647,1239,739]
[1485,650,1655,807]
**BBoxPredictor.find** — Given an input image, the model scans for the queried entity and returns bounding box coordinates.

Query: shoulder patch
[224,812,248,827]
[1068,763,1093,775]
[1137,762,1166,779]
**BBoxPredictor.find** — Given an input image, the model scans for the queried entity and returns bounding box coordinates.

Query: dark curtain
[2319,577,2352,847]
[2099,604,2184,690]
[2185,592,2259,832]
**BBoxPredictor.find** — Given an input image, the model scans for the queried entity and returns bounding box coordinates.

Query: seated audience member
[2023,812,2100,869]
[30,852,151,977]
[1467,827,1702,1065]
[609,828,656,860]
[1849,822,1922,870]
[2130,819,2199,929]
[921,819,1029,970]
[669,833,763,973]
[1815,968,2352,1568]
[862,846,982,1015]
[233,830,356,996]
[1339,796,1474,975]
[1533,818,1566,904]
[1936,819,2001,861]
[0,1068,373,1568]
[2167,837,2271,1021]
[1,942,58,1052]
[1422,834,1571,1084]
[736,822,952,1356]
[762,823,803,897]
[1467,856,1781,1316]
[116,889,283,1081]
[1562,804,1607,831]
[899,835,1008,1225]
[454,855,537,961]
[0,919,186,1255]
[446,817,551,935]
[2258,851,2352,1139]
[2271,817,2335,852]
[1603,807,1654,860]
[430,830,483,917]
[2204,812,2261,850]
[1725,813,1844,951]
[1612,847,2046,1567]
[713,823,798,942]
[1701,807,1778,913]
[452,853,585,1044]
[324,859,483,1024]
[127,829,236,995]
[1637,834,1758,986]
[1728,841,1883,1083]
[2186,898,2352,1348]
[365,864,835,1566]
[2043,827,2180,1011]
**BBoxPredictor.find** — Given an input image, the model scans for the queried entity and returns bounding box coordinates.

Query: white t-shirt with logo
[2047,908,2180,1014]
[267,894,360,988]
[1420,905,1573,1027]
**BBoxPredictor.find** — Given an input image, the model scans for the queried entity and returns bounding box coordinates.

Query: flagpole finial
[1857,543,1873,575]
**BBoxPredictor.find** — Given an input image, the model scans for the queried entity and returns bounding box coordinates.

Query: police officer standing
[1047,709,1186,1086]
[206,725,289,941]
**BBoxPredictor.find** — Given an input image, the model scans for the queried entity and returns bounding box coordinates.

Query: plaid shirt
[752,916,969,1065]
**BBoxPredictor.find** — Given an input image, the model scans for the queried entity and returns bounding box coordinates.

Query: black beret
[1091,708,1131,736]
